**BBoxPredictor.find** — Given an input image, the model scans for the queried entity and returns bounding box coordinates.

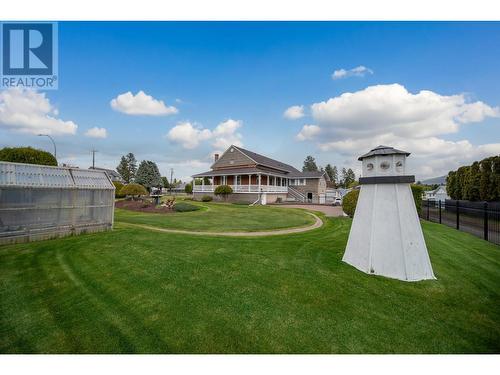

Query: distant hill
[420,175,447,185]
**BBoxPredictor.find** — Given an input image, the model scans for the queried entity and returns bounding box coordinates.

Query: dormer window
[380,161,390,170]
[367,163,374,171]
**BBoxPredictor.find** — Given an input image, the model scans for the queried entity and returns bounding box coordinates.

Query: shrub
[113,181,126,198]
[201,195,213,202]
[120,183,148,200]
[0,146,57,166]
[214,184,233,200]
[342,189,359,217]
[173,202,200,212]
[342,186,424,217]
[185,183,193,194]
[410,184,424,214]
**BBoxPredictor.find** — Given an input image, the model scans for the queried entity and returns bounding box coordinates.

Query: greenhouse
[0,161,115,245]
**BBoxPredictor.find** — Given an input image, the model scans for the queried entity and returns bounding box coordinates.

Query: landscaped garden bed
[115,199,200,214]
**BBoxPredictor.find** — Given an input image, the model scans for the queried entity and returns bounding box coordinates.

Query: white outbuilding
[342,146,436,282]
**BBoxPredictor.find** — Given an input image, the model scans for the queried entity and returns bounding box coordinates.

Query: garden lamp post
[37,134,57,160]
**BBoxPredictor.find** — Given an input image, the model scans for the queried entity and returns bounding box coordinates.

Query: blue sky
[1,21,499,181]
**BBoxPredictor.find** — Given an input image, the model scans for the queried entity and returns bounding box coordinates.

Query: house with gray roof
[192,145,329,204]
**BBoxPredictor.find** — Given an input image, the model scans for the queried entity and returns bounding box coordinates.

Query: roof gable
[232,145,300,174]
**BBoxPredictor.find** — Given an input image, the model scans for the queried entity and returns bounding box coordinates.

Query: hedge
[113,181,126,198]
[120,183,148,199]
[0,146,57,166]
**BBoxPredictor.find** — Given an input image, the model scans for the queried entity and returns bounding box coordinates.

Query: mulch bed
[115,199,175,214]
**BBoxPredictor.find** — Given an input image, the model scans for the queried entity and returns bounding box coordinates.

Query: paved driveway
[275,204,344,217]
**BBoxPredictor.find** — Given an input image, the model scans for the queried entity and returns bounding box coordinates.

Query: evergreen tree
[302,155,318,172]
[492,156,500,201]
[324,164,338,183]
[446,171,457,199]
[135,160,162,191]
[340,167,348,188]
[116,153,137,183]
[344,168,356,187]
[479,158,492,201]
[161,176,170,188]
[465,161,481,201]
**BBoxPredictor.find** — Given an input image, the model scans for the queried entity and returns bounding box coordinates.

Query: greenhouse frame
[0,161,115,245]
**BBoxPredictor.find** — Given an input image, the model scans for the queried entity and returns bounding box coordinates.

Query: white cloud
[283,105,305,120]
[166,118,243,152]
[296,124,321,141]
[0,88,77,135]
[110,90,178,116]
[166,121,212,149]
[332,65,373,80]
[297,83,500,178]
[212,119,243,150]
[84,126,107,139]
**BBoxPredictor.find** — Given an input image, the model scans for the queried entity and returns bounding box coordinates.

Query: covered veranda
[192,168,288,193]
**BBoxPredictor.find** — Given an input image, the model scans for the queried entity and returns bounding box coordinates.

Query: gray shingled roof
[358,145,410,161]
[192,167,267,177]
[233,145,301,173]
[288,171,327,179]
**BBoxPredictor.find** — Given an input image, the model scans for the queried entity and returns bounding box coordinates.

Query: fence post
[427,200,430,221]
[439,200,442,224]
[484,202,488,241]
[456,200,460,230]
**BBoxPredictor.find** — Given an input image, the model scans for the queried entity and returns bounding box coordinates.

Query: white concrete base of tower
[343,183,436,282]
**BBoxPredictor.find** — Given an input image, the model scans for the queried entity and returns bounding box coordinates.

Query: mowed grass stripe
[1,214,499,353]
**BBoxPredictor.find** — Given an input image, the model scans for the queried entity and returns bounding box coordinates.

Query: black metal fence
[420,200,500,245]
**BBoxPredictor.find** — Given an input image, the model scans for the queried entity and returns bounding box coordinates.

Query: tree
[465,161,481,201]
[116,153,137,183]
[0,146,57,166]
[491,156,500,201]
[135,160,163,191]
[302,156,318,172]
[325,164,338,184]
[161,176,170,189]
[345,168,356,187]
[340,167,347,187]
[185,183,193,194]
[446,171,457,200]
[120,183,148,200]
[479,158,493,201]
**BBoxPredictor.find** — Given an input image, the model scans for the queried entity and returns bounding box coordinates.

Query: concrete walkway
[275,204,344,217]
[119,212,323,237]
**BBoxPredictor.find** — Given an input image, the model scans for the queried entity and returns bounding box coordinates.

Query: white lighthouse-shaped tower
[343,146,436,282]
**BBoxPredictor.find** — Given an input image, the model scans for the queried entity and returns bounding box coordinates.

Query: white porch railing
[193,185,288,193]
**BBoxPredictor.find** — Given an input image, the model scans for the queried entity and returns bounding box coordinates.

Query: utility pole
[170,168,174,195]
[91,149,98,169]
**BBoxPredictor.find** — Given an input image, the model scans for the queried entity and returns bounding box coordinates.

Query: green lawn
[114,201,315,232]
[0,209,499,353]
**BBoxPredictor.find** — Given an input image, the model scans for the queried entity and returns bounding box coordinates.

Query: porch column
[248,174,251,192]
[202,177,205,191]
[267,174,270,189]
[235,175,238,192]
[192,178,195,193]
[258,174,261,192]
